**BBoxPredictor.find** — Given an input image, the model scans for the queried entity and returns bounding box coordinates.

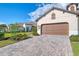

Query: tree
[0,24,7,32]
[9,24,18,32]
[9,23,24,32]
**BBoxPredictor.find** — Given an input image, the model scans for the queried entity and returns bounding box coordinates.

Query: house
[8,21,36,32]
[23,21,37,32]
[8,23,24,32]
[36,3,79,36]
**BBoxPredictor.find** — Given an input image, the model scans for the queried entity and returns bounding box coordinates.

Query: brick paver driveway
[0,35,72,56]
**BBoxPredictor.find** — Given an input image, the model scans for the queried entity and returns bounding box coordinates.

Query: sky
[0,3,39,24]
[0,3,67,25]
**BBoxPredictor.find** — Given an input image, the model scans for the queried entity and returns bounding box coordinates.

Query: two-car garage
[41,22,69,35]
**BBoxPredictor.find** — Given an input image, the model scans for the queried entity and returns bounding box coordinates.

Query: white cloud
[60,3,69,9]
[28,4,52,21]
[28,3,67,21]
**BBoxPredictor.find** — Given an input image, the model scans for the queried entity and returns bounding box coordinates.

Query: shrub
[10,34,31,41]
[70,35,79,42]
[32,26,39,36]
[10,34,21,41]
[20,34,30,40]
[0,32,4,41]
[3,37,10,40]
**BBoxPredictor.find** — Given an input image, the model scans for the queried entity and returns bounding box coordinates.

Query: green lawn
[0,27,37,48]
[0,40,16,48]
[71,42,79,56]
[0,32,33,48]
[70,35,79,56]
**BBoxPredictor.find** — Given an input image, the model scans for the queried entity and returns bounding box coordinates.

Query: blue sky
[0,3,67,25]
[0,3,39,24]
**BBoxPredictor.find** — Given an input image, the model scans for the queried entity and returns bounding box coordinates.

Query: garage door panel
[41,23,69,35]
[43,31,68,34]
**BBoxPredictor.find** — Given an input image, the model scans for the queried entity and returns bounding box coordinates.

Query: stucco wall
[37,9,78,36]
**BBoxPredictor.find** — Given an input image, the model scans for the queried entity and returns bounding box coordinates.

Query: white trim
[69,31,78,36]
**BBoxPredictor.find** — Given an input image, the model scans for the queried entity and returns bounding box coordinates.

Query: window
[51,13,55,19]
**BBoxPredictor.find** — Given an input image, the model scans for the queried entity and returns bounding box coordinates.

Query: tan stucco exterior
[37,9,78,36]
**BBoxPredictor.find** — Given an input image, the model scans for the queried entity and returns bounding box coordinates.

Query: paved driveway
[0,35,72,56]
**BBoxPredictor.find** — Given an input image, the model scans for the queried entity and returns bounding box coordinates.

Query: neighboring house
[36,3,79,36]
[8,23,25,32]
[23,21,37,32]
[23,24,32,32]
[16,23,24,32]
[8,21,36,32]
[0,22,36,32]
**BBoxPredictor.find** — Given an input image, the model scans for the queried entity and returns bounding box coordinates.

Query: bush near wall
[70,35,79,42]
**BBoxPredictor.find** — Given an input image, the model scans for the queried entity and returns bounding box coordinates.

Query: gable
[37,9,78,27]
[36,7,78,22]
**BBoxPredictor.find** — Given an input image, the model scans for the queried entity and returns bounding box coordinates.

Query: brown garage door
[41,22,69,35]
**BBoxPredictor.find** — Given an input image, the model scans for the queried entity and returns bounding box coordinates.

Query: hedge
[70,35,79,42]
